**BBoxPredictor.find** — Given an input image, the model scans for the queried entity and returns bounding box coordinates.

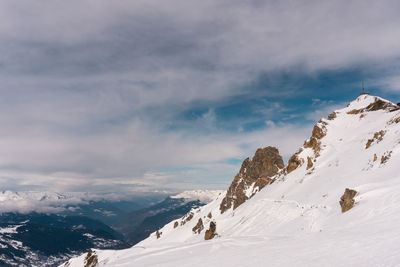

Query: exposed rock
[312,124,327,139]
[207,212,212,219]
[340,188,358,213]
[373,154,377,162]
[204,221,217,240]
[84,249,98,267]
[173,221,179,228]
[303,123,327,158]
[327,111,337,120]
[180,212,194,226]
[286,153,303,173]
[347,109,363,115]
[304,137,321,157]
[365,130,386,149]
[381,151,392,164]
[348,98,396,115]
[192,218,204,234]
[156,230,162,239]
[307,156,313,170]
[219,147,284,214]
[365,99,395,111]
[388,115,400,124]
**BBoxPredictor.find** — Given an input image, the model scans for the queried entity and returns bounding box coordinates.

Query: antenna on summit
[360,81,369,95]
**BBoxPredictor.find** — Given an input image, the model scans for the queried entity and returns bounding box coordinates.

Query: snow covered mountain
[0,213,127,267]
[0,190,219,266]
[115,190,223,245]
[63,94,400,267]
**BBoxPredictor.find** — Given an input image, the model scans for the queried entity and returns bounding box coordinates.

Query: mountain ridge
[63,94,400,267]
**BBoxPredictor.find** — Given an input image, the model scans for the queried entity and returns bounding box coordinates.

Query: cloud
[0,0,399,192]
[0,190,167,214]
[305,102,345,122]
[372,75,400,92]
[265,120,275,127]
[0,120,311,192]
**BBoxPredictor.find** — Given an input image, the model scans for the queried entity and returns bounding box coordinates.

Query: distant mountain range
[0,213,127,266]
[0,190,222,266]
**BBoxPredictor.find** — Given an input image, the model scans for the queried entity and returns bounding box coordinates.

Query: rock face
[347,97,396,114]
[180,212,194,226]
[84,249,98,267]
[156,230,162,239]
[307,156,313,170]
[339,188,358,213]
[327,111,337,120]
[204,221,217,240]
[219,147,284,214]
[286,152,303,173]
[192,218,204,234]
[366,130,386,149]
[303,122,327,158]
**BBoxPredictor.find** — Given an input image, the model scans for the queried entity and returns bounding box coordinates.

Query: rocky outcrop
[307,156,313,170]
[173,221,179,228]
[207,212,212,219]
[365,99,396,111]
[303,122,327,158]
[312,123,327,139]
[204,221,217,240]
[327,111,337,120]
[366,130,385,149]
[192,218,204,234]
[388,115,400,124]
[348,98,396,114]
[156,230,162,239]
[340,188,358,213]
[286,152,303,173]
[219,147,284,214]
[180,212,194,226]
[84,249,98,267]
[381,151,392,164]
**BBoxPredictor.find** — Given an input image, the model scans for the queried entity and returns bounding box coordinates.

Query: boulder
[156,230,162,239]
[339,188,358,213]
[204,222,217,240]
[192,218,204,234]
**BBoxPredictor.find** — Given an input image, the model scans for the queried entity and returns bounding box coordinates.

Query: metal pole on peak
[362,81,364,94]
[360,81,369,95]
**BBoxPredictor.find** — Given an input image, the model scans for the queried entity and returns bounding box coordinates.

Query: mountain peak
[346,94,396,112]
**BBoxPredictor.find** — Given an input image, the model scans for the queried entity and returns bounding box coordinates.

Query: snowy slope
[62,95,400,267]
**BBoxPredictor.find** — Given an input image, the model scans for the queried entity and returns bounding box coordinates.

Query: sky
[1,0,400,195]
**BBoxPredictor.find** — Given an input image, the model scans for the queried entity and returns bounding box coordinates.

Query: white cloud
[265,120,275,127]
[372,75,400,92]
[0,0,399,192]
